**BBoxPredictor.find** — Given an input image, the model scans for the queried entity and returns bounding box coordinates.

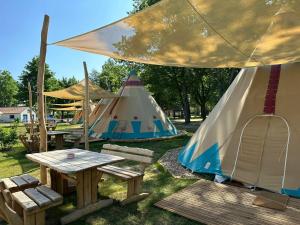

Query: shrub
[0,122,18,151]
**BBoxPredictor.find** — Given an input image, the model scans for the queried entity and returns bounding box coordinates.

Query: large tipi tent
[179,62,300,197]
[89,72,178,140]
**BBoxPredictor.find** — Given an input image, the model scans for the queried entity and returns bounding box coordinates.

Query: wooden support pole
[28,82,34,136]
[83,62,90,150]
[37,15,49,184]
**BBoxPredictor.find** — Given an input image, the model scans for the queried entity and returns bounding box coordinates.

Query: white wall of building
[0,108,36,123]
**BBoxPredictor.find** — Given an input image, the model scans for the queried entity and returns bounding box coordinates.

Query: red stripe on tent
[264,65,281,114]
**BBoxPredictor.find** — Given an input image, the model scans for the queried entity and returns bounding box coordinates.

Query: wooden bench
[0,184,63,225]
[0,174,40,193]
[98,144,154,205]
[64,134,82,148]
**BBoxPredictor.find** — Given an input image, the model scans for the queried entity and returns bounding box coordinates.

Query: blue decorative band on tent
[281,188,300,198]
[99,119,177,139]
[178,142,223,175]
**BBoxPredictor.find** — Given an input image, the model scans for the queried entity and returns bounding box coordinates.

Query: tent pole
[83,62,90,150]
[37,15,49,184]
[28,82,34,136]
[45,95,47,123]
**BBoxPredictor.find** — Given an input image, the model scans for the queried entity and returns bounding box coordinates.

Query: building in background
[0,107,36,123]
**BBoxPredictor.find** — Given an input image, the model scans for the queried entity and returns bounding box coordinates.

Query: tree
[18,56,59,106]
[59,76,78,88]
[90,59,129,93]
[0,70,19,107]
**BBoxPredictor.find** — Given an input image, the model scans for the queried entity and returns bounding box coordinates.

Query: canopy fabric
[44,80,117,100]
[52,101,83,107]
[50,107,82,111]
[53,0,300,68]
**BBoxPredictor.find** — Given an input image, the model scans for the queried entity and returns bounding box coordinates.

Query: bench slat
[97,167,131,180]
[24,188,52,207]
[10,176,28,187]
[19,174,39,185]
[103,144,154,157]
[1,178,18,190]
[101,150,152,164]
[36,185,62,202]
[12,191,38,212]
[102,165,142,178]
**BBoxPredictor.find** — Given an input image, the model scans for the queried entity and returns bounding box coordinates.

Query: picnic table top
[47,130,70,135]
[26,149,125,174]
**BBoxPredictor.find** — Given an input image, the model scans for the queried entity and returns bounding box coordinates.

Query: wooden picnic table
[26,149,124,224]
[47,130,70,149]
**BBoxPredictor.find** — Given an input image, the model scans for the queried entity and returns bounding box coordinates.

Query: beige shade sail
[50,107,82,111]
[53,0,300,68]
[52,101,83,107]
[44,80,117,100]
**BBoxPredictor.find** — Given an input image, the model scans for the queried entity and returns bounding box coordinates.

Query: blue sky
[0,0,133,81]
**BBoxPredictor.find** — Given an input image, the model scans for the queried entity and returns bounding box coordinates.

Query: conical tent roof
[54,0,300,68]
[179,62,300,198]
[89,72,177,140]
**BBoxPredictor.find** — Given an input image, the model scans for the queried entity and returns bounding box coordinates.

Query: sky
[0,0,133,81]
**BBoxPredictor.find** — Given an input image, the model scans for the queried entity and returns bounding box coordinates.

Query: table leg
[83,169,92,207]
[40,165,47,185]
[50,169,65,194]
[91,168,100,203]
[55,135,64,150]
[76,171,84,209]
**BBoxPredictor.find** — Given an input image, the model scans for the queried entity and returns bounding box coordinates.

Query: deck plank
[155,180,300,225]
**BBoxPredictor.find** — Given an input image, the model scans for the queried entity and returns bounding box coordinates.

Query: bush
[0,122,18,151]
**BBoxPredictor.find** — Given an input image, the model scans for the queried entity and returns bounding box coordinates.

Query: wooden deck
[155,180,300,225]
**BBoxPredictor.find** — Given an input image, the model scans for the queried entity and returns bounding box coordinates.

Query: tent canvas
[50,106,82,111]
[88,99,111,127]
[52,101,83,107]
[89,72,178,140]
[178,62,300,198]
[44,79,117,100]
[71,103,96,125]
[53,0,300,68]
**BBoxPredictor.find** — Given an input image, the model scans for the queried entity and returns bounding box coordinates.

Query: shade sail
[50,107,82,111]
[53,101,83,107]
[53,0,300,68]
[44,80,117,100]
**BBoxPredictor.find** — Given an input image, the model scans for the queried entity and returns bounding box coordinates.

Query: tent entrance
[232,115,289,192]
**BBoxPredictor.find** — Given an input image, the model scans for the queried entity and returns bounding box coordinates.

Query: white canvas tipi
[89,71,178,140]
[179,63,300,197]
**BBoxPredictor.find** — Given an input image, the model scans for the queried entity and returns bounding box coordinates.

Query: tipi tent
[71,110,84,124]
[179,62,300,198]
[71,103,96,125]
[89,99,110,127]
[89,72,178,140]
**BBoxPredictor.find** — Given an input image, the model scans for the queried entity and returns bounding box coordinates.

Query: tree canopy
[0,70,19,107]
[18,56,60,106]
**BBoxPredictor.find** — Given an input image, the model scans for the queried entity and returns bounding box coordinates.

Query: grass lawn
[0,121,204,225]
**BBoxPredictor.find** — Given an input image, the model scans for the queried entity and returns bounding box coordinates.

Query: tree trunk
[200,103,207,120]
[182,90,191,124]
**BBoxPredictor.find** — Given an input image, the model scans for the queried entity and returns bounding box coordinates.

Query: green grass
[0,122,203,225]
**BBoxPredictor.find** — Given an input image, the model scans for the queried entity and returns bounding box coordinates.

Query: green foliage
[0,70,19,107]
[0,122,18,151]
[90,59,129,92]
[18,56,59,106]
